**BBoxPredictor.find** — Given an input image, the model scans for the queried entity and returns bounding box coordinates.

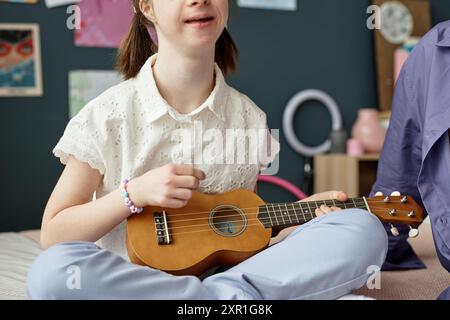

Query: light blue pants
[27,209,388,300]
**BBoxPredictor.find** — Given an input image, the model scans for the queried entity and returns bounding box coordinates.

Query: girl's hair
[116,0,238,80]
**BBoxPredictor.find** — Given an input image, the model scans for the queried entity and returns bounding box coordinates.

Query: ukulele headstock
[366,192,424,238]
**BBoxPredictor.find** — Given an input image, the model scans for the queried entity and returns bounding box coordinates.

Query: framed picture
[0,0,38,3]
[69,70,123,118]
[0,23,43,97]
[237,0,297,11]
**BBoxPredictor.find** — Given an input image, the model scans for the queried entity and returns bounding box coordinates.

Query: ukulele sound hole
[209,205,247,237]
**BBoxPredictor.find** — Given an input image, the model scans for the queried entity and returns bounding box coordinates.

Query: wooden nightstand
[313,154,379,198]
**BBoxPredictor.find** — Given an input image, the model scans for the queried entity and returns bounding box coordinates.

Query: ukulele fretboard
[257,198,368,228]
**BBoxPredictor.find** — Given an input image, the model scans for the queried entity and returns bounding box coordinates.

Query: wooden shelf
[314,154,380,198]
[348,154,380,161]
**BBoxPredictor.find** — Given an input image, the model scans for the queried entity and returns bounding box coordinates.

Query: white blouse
[53,54,280,260]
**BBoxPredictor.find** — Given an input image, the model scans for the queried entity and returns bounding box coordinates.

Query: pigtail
[215,28,239,76]
[116,1,157,80]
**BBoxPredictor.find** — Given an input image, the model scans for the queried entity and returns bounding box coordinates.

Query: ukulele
[126,189,423,276]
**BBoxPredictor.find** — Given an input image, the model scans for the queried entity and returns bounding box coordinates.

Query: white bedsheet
[0,233,43,300]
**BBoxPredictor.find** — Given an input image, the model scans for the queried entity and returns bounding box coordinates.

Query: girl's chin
[184,36,221,49]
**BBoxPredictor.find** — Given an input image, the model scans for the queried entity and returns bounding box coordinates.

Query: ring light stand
[282,89,343,195]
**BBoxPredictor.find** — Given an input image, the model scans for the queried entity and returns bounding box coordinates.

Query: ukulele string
[165,212,316,231]
[151,200,370,219]
[157,204,416,233]
[168,222,269,236]
[167,208,420,237]
[164,204,369,225]
[143,198,408,219]
[158,203,414,228]
[167,208,397,236]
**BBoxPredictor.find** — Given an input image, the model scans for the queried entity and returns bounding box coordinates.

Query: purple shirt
[372,20,450,278]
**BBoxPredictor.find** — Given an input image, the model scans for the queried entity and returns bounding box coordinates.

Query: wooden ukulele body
[126,189,272,276]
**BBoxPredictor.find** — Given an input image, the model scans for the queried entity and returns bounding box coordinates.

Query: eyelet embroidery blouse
[53,54,280,260]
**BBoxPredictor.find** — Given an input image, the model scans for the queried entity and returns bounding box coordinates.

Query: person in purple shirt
[372,20,450,300]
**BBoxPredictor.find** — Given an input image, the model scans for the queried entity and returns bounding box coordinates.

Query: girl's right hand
[127,164,206,209]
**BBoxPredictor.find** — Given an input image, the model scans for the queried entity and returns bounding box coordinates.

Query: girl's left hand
[270,190,349,246]
[297,190,348,217]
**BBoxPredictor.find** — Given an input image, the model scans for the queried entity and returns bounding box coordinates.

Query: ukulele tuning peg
[375,192,384,196]
[408,226,419,238]
[401,196,408,203]
[384,196,390,203]
[390,224,399,237]
[391,191,401,196]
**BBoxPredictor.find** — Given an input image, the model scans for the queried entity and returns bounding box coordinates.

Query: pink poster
[75,0,134,48]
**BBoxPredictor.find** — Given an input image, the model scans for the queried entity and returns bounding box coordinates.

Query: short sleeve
[53,101,106,175]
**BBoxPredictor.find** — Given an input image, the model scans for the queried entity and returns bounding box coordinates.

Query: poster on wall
[75,0,134,48]
[0,0,38,3]
[69,70,123,118]
[237,0,297,11]
[0,23,43,97]
[45,0,80,8]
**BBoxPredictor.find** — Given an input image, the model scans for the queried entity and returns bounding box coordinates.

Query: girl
[27,0,387,300]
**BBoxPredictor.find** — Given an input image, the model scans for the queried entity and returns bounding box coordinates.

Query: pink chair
[258,175,307,201]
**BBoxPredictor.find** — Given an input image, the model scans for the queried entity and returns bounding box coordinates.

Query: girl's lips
[185,17,215,29]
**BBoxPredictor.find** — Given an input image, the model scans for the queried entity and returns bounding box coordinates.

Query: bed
[0,222,448,300]
[0,230,41,299]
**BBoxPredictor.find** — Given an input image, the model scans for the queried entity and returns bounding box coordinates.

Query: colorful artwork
[0,0,38,3]
[237,0,297,11]
[69,70,123,118]
[45,0,80,8]
[75,0,134,48]
[0,23,42,97]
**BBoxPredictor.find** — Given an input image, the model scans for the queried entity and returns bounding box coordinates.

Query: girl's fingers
[316,205,342,217]
[299,190,348,203]
[315,208,324,217]
[173,175,200,189]
[336,191,348,202]
[161,198,188,209]
[170,188,193,201]
[173,164,206,180]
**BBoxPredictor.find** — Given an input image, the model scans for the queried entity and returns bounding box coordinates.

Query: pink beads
[120,179,143,214]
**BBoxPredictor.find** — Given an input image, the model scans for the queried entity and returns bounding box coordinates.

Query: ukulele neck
[257,198,369,228]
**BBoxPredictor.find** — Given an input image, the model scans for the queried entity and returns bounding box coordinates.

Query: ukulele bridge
[154,211,171,245]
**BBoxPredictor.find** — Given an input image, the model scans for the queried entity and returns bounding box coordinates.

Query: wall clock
[372,0,431,111]
[380,1,414,44]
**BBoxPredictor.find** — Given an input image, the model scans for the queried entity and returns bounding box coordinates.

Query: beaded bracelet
[120,179,144,214]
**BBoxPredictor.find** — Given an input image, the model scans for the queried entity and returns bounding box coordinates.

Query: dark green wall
[1,0,449,232]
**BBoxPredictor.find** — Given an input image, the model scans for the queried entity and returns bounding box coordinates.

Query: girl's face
[142,0,228,52]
